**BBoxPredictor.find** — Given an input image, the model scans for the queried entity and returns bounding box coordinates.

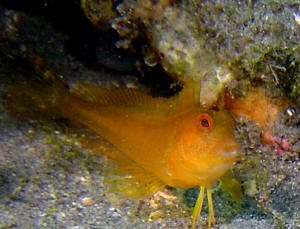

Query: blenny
[8,75,240,228]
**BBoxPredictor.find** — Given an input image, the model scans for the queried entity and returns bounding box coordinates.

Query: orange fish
[9,75,240,228]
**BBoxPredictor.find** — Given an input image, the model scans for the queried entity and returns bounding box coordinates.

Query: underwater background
[0,0,299,228]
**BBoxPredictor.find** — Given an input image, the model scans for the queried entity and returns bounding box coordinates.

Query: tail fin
[7,71,68,120]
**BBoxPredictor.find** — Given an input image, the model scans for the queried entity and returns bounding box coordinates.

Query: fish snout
[219,149,238,158]
[217,143,240,159]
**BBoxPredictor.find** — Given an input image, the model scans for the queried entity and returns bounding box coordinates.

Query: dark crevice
[0,0,180,97]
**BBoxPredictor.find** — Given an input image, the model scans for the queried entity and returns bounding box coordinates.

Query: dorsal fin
[71,79,200,118]
[174,79,200,110]
[72,84,161,106]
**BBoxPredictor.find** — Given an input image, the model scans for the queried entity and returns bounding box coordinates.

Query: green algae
[248,47,300,99]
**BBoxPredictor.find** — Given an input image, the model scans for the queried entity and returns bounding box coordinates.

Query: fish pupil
[201,119,210,127]
[195,113,214,133]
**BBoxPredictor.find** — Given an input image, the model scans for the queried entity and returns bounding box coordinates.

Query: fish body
[57,82,239,190]
[63,95,238,188]
[9,76,240,228]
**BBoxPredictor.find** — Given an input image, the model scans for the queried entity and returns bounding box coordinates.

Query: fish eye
[195,113,214,133]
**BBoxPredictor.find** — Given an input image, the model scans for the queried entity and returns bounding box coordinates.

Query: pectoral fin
[104,150,166,199]
[220,170,242,201]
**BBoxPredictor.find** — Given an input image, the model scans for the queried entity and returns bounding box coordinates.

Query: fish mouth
[210,163,232,172]
[218,149,238,158]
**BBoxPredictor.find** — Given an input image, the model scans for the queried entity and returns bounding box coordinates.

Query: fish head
[168,108,240,187]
